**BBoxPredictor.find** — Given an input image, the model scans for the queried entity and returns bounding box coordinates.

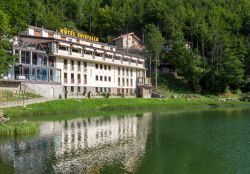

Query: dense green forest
[0,0,250,94]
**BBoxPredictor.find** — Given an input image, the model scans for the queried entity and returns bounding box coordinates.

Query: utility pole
[149,56,152,78]
[155,56,158,92]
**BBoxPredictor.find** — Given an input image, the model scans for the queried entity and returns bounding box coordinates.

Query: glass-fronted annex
[6,44,61,83]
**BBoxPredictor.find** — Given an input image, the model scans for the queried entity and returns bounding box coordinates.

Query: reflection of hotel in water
[0,113,151,173]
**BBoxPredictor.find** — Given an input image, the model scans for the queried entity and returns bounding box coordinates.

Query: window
[118,67,120,75]
[130,69,132,76]
[77,74,81,84]
[96,87,99,92]
[84,62,87,68]
[21,51,31,64]
[64,59,67,70]
[84,74,87,84]
[100,88,103,92]
[49,69,59,82]
[85,50,92,55]
[43,55,48,67]
[126,68,129,76]
[77,87,81,92]
[118,78,120,86]
[100,64,103,69]
[71,60,74,70]
[32,52,38,65]
[96,75,98,81]
[104,88,107,92]
[100,76,103,81]
[108,88,111,93]
[59,45,67,51]
[71,73,74,84]
[108,65,111,70]
[108,77,111,81]
[72,48,81,53]
[96,64,98,69]
[64,73,67,83]
[95,52,102,57]
[33,53,46,66]
[71,86,74,92]
[34,30,41,37]
[104,76,107,81]
[37,67,48,81]
[104,65,107,70]
[77,61,81,71]
[23,66,30,80]
[122,68,125,76]
[49,56,55,67]
[131,79,133,86]
[127,79,129,86]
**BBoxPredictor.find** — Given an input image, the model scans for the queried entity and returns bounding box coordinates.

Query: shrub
[87,91,91,99]
[101,92,107,98]
[83,91,86,96]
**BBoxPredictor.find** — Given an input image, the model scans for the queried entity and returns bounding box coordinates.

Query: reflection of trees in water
[0,113,152,174]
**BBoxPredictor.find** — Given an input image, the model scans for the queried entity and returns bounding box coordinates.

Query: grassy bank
[0,98,249,137]
[2,98,249,118]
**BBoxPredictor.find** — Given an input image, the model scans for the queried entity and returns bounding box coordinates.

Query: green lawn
[2,98,249,118]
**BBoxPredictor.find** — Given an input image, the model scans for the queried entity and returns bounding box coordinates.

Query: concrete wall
[25,83,64,98]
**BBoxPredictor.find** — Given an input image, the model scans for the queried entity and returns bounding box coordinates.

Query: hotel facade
[2,26,152,98]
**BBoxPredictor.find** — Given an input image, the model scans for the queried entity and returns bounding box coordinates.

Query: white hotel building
[2,26,152,98]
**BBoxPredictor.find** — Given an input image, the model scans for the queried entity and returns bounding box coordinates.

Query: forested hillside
[1,0,250,93]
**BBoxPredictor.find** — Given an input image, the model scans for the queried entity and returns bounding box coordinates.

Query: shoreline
[0,98,249,137]
[2,98,249,117]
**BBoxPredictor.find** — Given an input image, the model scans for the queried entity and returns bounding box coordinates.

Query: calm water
[0,108,250,174]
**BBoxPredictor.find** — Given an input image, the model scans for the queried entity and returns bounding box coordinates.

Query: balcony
[56,48,145,69]
[72,52,82,57]
[137,77,152,87]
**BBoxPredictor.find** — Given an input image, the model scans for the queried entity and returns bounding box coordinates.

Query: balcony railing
[57,48,145,68]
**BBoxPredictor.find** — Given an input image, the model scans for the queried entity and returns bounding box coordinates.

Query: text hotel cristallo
[59,28,99,42]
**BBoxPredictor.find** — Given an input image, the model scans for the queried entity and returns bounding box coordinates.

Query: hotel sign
[59,28,99,42]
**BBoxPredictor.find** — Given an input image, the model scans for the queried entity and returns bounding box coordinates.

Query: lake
[0,108,250,174]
